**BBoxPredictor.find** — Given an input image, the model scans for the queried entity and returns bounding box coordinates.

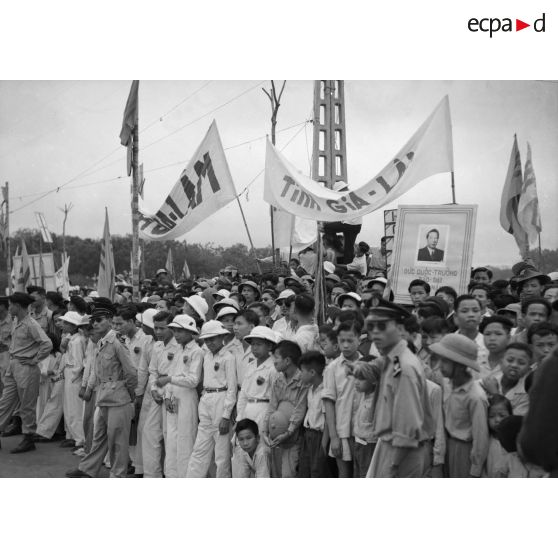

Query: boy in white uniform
[236,326,278,432]
[187,320,237,478]
[60,311,87,454]
[143,311,177,478]
[156,314,203,477]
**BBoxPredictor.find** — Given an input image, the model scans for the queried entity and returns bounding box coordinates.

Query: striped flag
[97,208,116,300]
[16,239,31,291]
[518,142,542,246]
[120,80,139,177]
[35,212,53,243]
[500,135,528,257]
[165,248,175,280]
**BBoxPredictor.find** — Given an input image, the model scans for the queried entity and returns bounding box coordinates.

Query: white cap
[59,311,84,326]
[183,295,209,321]
[212,289,231,300]
[168,314,199,335]
[216,306,238,320]
[212,297,241,312]
[276,289,296,301]
[323,261,336,274]
[244,326,277,345]
[198,320,230,339]
[136,308,158,330]
[337,292,362,306]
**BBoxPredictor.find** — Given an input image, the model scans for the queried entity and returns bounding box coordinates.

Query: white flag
[35,212,53,243]
[272,208,317,253]
[264,96,454,221]
[165,248,175,279]
[517,142,542,246]
[138,120,237,241]
[55,256,71,299]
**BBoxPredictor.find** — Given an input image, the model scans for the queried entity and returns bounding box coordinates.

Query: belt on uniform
[247,397,269,403]
[100,378,122,384]
[305,427,323,433]
[204,387,227,393]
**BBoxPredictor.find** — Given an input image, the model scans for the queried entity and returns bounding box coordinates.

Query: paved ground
[0,435,110,478]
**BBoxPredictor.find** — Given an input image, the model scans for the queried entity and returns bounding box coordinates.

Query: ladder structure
[311,80,348,188]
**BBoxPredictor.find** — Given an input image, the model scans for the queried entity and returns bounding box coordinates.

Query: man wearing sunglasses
[365,300,434,478]
[66,298,137,478]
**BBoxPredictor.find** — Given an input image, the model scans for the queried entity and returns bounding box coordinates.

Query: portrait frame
[390,204,477,306]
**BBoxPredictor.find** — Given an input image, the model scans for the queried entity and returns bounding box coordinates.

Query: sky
[0,80,556,268]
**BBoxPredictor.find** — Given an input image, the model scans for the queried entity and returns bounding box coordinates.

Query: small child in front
[430,333,489,478]
[351,359,381,478]
[232,418,270,478]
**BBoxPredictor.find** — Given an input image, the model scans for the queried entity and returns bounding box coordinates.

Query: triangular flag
[120,80,139,177]
[518,142,542,246]
[97,208,116,300]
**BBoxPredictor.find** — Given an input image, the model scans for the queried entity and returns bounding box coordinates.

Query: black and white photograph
[416,225,449,264]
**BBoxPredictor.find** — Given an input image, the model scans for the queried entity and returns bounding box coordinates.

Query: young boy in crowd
[525,322,558,390]
[481,343,531,416]
[408,279,431,309]
[512,297,552,344]
[469,283,493,317]
[156,314,203,477]
[293,294,320,352]
[453,294,487,371]
[419,316,450,386]
[187,320,237,478]
[322,321,361,478]
[59,311,87,455]
[236,326,277,431]
[232,309,260,389]
[298,351,331,478]
[430,333,489,478]
[484,395,512,478]
[351,359,381,478]
[231,418,270,478]
[479,316,513,380]
[318,325,340,363]
[262,340,308,478]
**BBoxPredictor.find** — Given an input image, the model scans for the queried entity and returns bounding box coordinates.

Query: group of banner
[132,94,456,249]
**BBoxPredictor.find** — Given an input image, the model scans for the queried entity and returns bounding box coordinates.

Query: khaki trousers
[0,360,40,434]
[79,403,134,478]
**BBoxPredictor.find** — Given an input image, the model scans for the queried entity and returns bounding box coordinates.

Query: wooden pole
[4,182,10,294]
[236,197,262,275]
[131,105,140,302]
[451,171,456,204]
[538,233,543,271]
[264,81,286,268]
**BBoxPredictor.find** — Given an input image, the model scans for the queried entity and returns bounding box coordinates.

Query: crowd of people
[0,238,557,478]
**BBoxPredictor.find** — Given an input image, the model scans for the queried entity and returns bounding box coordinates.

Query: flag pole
[235,196,262,275]
[451,171,456,204]
[131,95,140,302]
[538,233,543,270]
[4,182,10,294]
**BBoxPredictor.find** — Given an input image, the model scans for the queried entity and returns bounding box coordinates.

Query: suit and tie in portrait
[417,228,445,262]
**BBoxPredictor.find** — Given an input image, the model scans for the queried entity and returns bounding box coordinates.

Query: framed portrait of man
[389,205,477,305]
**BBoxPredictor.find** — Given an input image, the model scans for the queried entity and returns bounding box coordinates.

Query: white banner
[264,96,453,222]
[55,256,70,298]
[138,120,237,241]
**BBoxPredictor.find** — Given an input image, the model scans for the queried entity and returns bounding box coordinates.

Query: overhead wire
[9,80,265,213]
[9,118,310,209]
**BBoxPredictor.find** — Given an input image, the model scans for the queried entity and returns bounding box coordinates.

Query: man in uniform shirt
[0,297,13,396]
[0,292,52,453]
[366,300,434,477]
[27,286,53,333]
[112,304,151,475]
[66,299,137,477]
